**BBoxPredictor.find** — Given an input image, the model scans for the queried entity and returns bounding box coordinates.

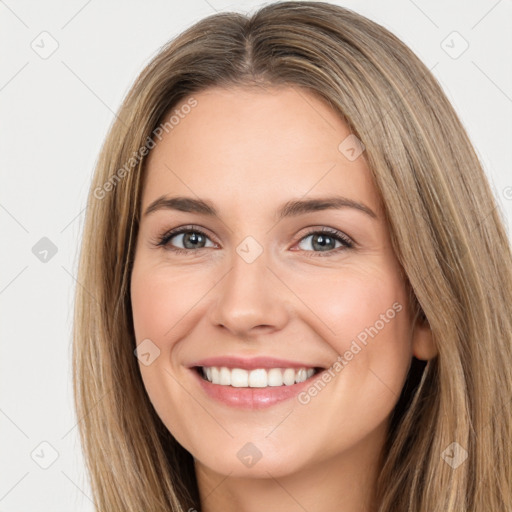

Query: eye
[155,225,216,254]
[153,225,354,257]
[295,227,354,256]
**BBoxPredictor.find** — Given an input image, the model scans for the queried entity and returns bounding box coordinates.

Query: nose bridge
[209,241,290,336]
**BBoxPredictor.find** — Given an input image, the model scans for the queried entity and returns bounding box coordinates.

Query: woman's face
[130,86,434,480]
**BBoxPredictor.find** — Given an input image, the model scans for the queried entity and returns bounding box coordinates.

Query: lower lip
[191,368,317,409]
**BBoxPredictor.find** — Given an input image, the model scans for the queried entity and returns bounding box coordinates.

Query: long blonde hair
[72,2,512,510]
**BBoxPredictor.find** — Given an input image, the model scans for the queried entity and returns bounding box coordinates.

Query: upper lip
[189,356,324,370]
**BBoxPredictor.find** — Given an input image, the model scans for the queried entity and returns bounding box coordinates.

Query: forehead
[142,86,381,217]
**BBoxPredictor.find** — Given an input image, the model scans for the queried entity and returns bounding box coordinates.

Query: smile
[189,356,327,408]
[199,366,318,387]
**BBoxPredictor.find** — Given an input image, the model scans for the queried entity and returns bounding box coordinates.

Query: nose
[207,249,291,338]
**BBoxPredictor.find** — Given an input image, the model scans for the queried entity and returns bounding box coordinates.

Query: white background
[1,0,511,510]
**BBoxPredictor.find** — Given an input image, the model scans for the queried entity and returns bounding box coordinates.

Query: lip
[188,356,324,409]
[189,356,320,370]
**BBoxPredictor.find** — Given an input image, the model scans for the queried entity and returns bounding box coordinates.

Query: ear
[411,310,438,360]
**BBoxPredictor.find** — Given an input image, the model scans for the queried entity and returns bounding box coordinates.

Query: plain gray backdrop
[1,0,511,510]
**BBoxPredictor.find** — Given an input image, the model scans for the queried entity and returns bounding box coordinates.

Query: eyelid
[154,224,218,249]
[294,225,353,243]
[292,226,354,255]
[154,224,355,256]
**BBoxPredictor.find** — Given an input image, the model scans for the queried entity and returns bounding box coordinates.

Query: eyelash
[153,224,354,257]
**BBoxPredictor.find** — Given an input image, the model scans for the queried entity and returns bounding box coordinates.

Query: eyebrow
[143,195,377,220]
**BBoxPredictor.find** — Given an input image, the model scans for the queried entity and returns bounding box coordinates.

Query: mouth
[194,366,322,388]
[188,358,326,409]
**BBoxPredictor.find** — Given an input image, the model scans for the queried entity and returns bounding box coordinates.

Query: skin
[130,85,437,512]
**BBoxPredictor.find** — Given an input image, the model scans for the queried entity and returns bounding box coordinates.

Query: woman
[72,2,512,510]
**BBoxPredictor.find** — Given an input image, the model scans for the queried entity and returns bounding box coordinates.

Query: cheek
[282,271,412,460]
[130,261,204,344]
[130,263,189,445]
[288,263,410,349]
[130,260,215,438]
[290,265,413,403]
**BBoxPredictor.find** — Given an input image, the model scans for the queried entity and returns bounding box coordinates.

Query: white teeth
[219,367,231,385]
[249,368,267,387]
[283,368,296,386]
[231,368,248,387]
[201,366,318,387]
[267,368,283,386]
[296,368,307,383]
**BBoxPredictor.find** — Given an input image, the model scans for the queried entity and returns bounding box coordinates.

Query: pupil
[184,232,204,249]
[313,234,334,251]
